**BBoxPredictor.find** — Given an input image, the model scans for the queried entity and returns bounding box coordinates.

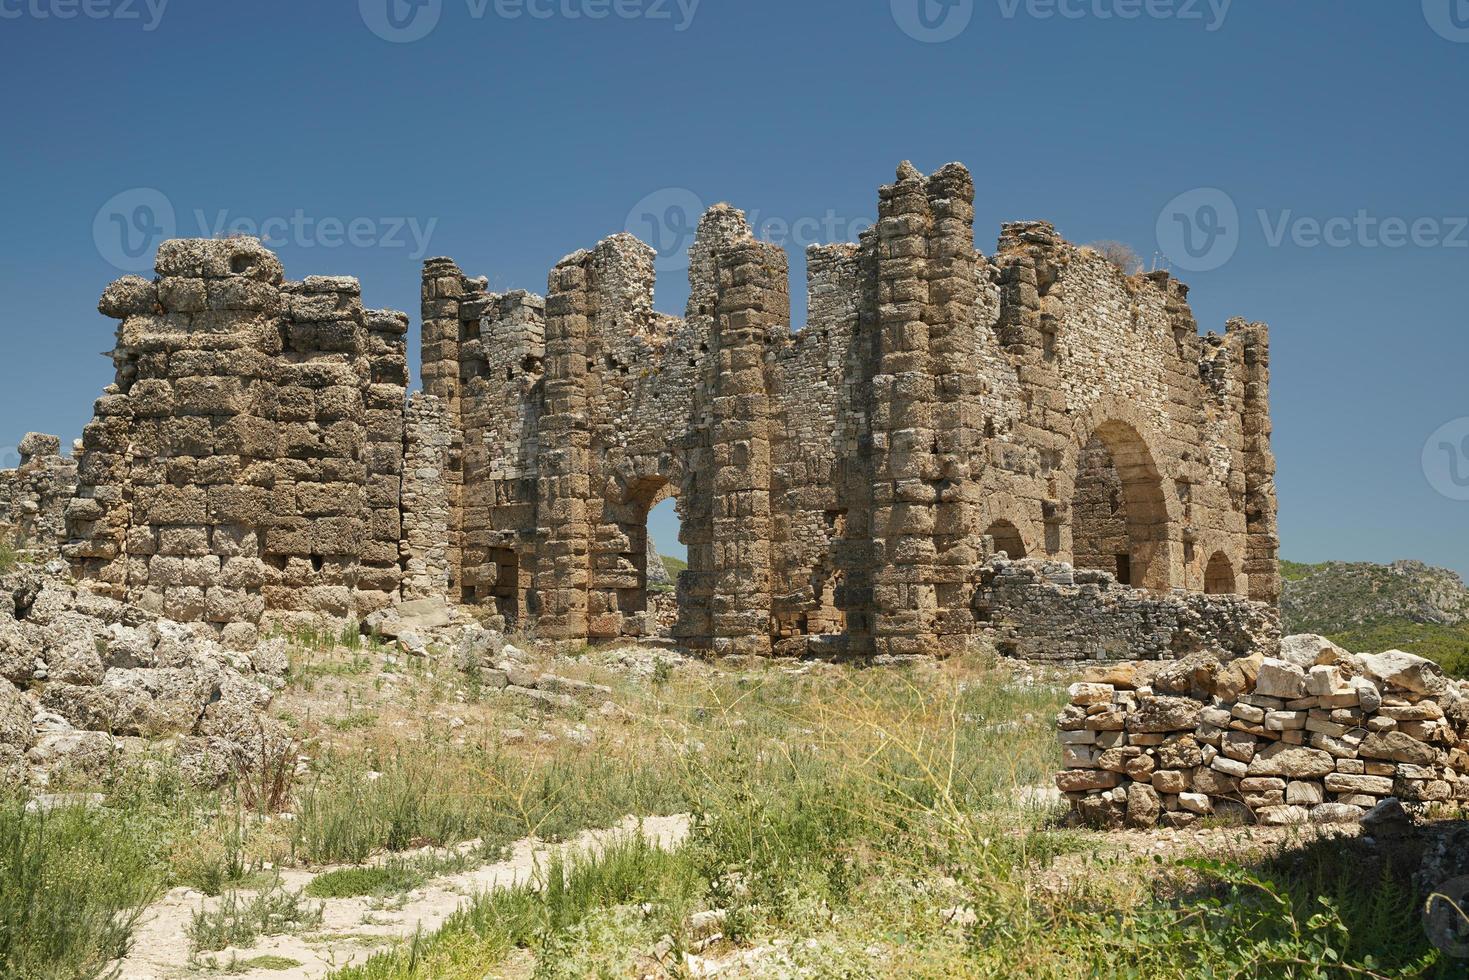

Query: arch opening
[1204,551,1236,595]
[1070,421,1173,591]
[984,519,1027,560]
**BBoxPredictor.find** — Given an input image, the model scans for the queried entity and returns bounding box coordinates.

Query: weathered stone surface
[1127,697,1201,733]
[1358,650,1447,696]
[1247,743,1335,779]
[1254,658,1307,699]
[1359,731,1438,766]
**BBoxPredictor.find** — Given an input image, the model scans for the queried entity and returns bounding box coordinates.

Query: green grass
[0,796,167,980]
[660,554,687,580]
[1278,559,1317,582]
[1326,618,1469,678]
[190,879,324,953]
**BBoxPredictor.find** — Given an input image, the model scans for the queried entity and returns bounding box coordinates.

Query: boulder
[1358,731,1438,767]
[1254,658,1307,699]
[1310,802,1365,824]
[1215,653,1263,701]
[1125,783,1162,828]
[0,682,35,749]
[1279,634,1351,670]
[1153,653,1220,700]
[1358,650,1447,696]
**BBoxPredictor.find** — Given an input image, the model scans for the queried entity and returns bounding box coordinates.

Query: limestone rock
[1126,696,1201,733]
[1358,650,1447,696]
[1246,743,1334,779]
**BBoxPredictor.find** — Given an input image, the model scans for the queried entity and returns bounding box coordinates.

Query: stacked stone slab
[1056,639,1469,828]
[66,239,409,637]
[0,434,79,551]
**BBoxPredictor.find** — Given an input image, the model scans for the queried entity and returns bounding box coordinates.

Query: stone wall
[0,433,78,551]
[55,160,1281,660]
[975,556,1280,662]
[1056,639,1469,828]
[425,160,1280,655]
[67,239,410,641]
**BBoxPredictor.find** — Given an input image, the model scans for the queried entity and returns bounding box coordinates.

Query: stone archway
[983,519,1028,559]
[1068,418,1176,591]
[1204,551,1236,595]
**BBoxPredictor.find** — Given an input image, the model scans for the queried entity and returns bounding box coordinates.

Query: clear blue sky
[2,1,1466,573]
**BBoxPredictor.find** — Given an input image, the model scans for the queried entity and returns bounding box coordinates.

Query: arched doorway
[984,520,1027,559]
[1070,420,1173,591]
[1204,551,1235,595]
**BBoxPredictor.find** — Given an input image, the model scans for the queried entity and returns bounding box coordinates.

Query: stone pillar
[1235,318,1280,607]
[871,162,939,657]
[534,252,595,639]
[400,393,453,600]
[706,237,786,655]
[923,164,983,654]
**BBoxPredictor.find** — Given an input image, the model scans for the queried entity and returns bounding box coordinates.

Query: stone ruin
[9,161,1280,658]
[1055,639,1469,828]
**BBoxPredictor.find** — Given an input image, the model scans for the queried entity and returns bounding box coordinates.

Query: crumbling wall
[975,557,1280,662]
[426,159,1280,657]
[1056,641,1469,828]
[68,239,410,640]
[54,159,1279,661]
[0,433,78,552]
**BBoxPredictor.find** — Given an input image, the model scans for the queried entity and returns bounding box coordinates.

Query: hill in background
[1281,559,1469,677]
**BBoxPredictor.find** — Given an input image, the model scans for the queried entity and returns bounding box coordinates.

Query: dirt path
[116,814,692,980]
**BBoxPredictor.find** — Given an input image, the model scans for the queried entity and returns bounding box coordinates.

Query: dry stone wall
[1056,639,1469,828]
[976,556,1280,662]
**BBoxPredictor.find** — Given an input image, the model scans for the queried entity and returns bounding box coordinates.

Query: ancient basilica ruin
[15,162,1279,658]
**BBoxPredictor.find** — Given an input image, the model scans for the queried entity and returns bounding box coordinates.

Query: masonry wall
[0,434,79,552]
[67,238,410,641]
[58,160,1280,659]
[429,160,1281,655]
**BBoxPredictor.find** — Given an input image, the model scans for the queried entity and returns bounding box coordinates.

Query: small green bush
[0,798,165,980]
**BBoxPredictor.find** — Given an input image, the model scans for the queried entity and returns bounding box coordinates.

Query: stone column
[1235,318,1280,607]
[871,162,939,657]
[707,237,786,655]
[534,252,595,639]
